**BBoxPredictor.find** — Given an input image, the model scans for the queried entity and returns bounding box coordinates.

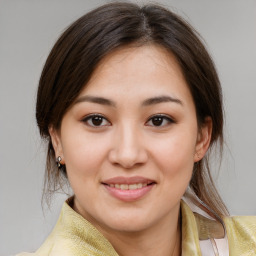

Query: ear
[194,117,212,162]
[49,126,64,162]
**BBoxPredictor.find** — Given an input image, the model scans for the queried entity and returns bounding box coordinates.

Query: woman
[17,2,256,256]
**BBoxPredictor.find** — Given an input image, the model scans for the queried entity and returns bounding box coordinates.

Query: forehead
[89,44,184,83]
[78,45,193,107]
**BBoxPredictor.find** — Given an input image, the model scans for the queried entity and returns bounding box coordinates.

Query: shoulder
[15,199,118,256]
[224,215,256,239]
[223,215,256,255]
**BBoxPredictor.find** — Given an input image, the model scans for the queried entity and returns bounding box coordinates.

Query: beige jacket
[17,198,256,256]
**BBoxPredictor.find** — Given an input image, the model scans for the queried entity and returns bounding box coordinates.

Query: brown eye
[146,115,174,127]
[91,116,104,126]
[151,117,164,126]
[82,114,111,127]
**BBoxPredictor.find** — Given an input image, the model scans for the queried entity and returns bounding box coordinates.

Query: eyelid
[81,113,111,127]
[80,113,175,128]
[145,114,175,126]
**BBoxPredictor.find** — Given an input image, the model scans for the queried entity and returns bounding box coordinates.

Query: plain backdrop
[0,0,255,255]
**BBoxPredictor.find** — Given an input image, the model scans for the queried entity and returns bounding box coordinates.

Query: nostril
[108,147,148,169]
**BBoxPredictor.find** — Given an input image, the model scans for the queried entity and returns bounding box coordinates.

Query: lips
[102,176,155,185]
[102,176,156,201]
[109,183,148,190]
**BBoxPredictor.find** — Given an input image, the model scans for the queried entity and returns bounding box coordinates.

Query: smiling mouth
[103,182,156,190]
[102,177,156,201]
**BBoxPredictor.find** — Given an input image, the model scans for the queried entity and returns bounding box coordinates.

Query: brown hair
[36,2,228,216]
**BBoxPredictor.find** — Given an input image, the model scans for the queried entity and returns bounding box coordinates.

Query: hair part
[36,2,228,216]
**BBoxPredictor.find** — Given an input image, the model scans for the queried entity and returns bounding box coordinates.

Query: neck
[101,209,181,256]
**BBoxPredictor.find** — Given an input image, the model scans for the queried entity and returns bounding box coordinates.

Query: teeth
[128,184,137,190]
[110,183,148,190]
[137,183,142,189]
[120,184,128,190]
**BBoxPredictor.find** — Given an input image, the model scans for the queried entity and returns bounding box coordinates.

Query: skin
[50,45,212,256]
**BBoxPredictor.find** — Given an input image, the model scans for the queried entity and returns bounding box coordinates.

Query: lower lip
[103,184,155,202]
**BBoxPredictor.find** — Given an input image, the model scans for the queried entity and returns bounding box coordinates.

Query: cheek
[61,132,110,179]
[153,130,196,166]
[151,129,197,186]
[62,135,110,203]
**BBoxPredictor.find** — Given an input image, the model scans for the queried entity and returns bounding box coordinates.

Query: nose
[108,125,148,169]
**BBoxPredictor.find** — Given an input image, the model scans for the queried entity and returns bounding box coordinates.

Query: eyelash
[82,114,111,127]
[81,114,175,128]
[145,114,175,127]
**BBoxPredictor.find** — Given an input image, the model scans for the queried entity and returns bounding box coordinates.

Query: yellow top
[17,200,256,256]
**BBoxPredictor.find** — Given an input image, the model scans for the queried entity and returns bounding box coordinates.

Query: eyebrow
[74,95,116,107]
[142,96,183,106]
[74,95,183,107]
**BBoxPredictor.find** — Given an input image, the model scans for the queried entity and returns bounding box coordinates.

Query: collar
[54,192,228,256]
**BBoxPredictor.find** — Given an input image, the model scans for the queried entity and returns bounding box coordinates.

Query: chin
[103,212,154,233]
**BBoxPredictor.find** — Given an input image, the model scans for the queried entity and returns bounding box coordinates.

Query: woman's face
[50,45,211,234]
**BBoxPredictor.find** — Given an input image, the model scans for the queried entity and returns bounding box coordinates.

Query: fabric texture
[16,199,256,256]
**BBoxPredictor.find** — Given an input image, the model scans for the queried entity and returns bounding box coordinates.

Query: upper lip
[102,176,156,185]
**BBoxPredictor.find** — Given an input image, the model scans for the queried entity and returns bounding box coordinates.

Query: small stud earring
[56,156,64,169]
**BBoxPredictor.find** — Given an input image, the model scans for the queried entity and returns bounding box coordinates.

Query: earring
[56,156,64,169]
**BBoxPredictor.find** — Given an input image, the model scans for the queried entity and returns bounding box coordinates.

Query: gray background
[0,0,255,255]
